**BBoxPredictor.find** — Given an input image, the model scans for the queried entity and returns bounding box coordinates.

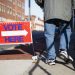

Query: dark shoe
[46,59,55,65]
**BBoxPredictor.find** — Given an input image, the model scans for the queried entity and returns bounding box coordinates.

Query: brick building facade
[0,0,25,21]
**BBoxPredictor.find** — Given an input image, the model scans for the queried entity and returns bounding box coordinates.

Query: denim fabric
[59,27,71,50]
[44,23,56,60]
[44,23,71,60]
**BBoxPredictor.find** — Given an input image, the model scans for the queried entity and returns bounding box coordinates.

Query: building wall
[25,15,36,30]
[35,19,44,31]
[0,0,25,21]
[35,24,44,31]
[25,15,44,31]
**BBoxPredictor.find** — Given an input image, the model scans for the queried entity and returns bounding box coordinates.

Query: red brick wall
[0,0,25,21]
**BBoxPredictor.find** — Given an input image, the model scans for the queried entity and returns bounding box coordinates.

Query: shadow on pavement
[56,57,75,71]
[28,60,51,75]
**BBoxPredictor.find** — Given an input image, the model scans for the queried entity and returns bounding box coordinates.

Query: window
[17,1,22,8]
[3,6,6,13]
[7,8,10,14]
[13,0,16,4]
[8,0,13,2]
[13,10,16,16]
[9,8,12,15]
[0,4,6,13]
[0,17,2,21]
[22,3,25,9]
[0,4,1,12]
[1,5,4,12]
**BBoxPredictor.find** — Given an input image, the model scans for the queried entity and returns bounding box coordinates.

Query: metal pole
[28,0,36,56]
[72,0,75,31]
[28,0,31,21]
[72,9,75,31]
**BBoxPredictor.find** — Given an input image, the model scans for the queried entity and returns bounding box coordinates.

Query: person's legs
[44,23,56,64]
[59,26,71,59]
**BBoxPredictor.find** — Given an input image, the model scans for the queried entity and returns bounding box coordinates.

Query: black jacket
[35,0,44,8]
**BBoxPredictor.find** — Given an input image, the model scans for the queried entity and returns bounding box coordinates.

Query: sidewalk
[0,60,33,75]
[24,57,75,75]
[0,57,74,75]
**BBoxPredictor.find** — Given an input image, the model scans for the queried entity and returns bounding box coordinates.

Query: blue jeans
[44,23,71,60]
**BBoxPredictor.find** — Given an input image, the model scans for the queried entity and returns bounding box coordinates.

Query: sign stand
[28,0,38,62]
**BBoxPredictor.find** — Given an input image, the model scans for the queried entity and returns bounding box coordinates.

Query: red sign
[0,21,32,44]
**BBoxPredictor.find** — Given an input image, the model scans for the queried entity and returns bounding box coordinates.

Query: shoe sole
[45,61,55,65]
[48,63,55,65]
[59,54,73,63]
[59,53,69,61]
